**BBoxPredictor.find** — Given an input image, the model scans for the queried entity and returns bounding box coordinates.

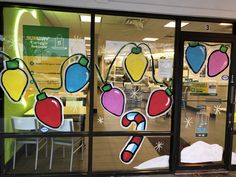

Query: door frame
[172,31,236,171]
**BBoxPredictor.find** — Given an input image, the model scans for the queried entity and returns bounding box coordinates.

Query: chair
[49,119,83,172]
[11,116,47,170]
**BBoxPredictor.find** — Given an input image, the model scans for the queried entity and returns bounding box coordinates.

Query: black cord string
[0,51,12,60]
[104,42,138,83]
[201,42,228,47]
[95,64,105,84]
[16,58,41,93]
[138,43,169,88]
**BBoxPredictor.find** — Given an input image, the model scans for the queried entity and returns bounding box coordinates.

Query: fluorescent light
[164,48,174,52]
[80,15,102,23]
[219,23,232,26]
[84,37,90,40]
[31,10,37,19]
[164,21,189,28]
[142,37,159,42]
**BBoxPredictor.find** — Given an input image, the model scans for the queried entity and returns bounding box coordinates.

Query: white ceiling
[3,0,236,20]
[42,10,232,45]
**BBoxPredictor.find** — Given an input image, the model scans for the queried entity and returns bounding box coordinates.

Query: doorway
[175,32,236,170]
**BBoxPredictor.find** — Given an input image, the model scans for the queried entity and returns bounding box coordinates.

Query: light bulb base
[131,47,142,54]
[165,88,172,96]
[189,41,199,47]
[79,56,89,66]
[220,45,228,53]
[101,83,112,92]
[6,59,19,69]
[36,92,47,101]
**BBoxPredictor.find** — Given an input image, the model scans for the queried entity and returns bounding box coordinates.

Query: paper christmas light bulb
[100,83,125,116]
[146,88,173,118]
[35,92,63,129]
[0,59,28,102]
[124,47,148,82]
[207,45,229,77]
[185,42,206,74]
[65,56,90,93]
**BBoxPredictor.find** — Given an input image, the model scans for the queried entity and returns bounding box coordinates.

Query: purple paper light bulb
[101,83,125,117]
[207,45,229,77]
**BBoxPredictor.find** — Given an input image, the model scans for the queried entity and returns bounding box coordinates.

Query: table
[24,105,86,131]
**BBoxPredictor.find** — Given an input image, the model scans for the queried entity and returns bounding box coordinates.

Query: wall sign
[158,58,173,78]
[23,25,69,89]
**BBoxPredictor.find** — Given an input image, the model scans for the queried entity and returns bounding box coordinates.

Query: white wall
[2,0,236,20]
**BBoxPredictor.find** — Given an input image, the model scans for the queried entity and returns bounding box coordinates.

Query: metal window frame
[0,2,236,177]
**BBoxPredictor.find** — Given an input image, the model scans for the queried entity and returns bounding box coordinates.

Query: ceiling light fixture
[142,37,159,42]
[164,48,174,52]
[80,15,102,23]
[84,37,91,41]
[219,23,232,26]
[164,21,189,28]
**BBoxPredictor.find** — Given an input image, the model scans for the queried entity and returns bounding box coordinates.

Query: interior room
[1,5,236,176]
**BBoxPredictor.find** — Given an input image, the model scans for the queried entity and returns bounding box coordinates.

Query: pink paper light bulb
[101,83,125,117]
[207,45,229,77]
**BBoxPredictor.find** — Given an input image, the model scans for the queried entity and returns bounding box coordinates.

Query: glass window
[94,16,175,132]
[2,7,90,133]
[180,41,231,165]
[4,137,88,174]
[92,136,170,172]
[2,7,90,175]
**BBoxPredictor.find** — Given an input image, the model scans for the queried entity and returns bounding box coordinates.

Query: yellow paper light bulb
[1,60,29,102]
[124,47,148,82]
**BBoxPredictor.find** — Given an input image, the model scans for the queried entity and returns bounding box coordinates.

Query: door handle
[230,85,235,104]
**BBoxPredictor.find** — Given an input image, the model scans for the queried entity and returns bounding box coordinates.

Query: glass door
[176,32,236,170]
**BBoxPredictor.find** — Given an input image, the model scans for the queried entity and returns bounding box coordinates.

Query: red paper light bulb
[35,92,63,129]
[146,88,173,118]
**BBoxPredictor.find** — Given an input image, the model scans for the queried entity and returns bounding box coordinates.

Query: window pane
[179,41,231,165]
[2,7,90,133]
[2,7,90,175]
[4,137,88,174]
[93,136,170,172]
[94,15,175,131]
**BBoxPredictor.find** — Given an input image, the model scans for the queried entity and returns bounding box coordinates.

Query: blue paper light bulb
[65,56,90,93]
[186,42,206,74]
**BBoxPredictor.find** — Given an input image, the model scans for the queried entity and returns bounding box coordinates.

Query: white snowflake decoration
[154,141,164,152]
[97,117,104,124]
[184,117,193,128]
[214,104,222,115]
[130,88,140,99]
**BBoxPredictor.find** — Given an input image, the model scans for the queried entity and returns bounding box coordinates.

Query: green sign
[23,25,69,57]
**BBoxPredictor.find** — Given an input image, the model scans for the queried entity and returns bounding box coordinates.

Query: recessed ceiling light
[219,23,232,26]
[80,15,102,23]
[84,37,90,40]
[164,48,174,52]
[164,21,189,28]
[142,37,159,41]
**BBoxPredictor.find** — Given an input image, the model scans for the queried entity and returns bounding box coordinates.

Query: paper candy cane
[120,111,147,164]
